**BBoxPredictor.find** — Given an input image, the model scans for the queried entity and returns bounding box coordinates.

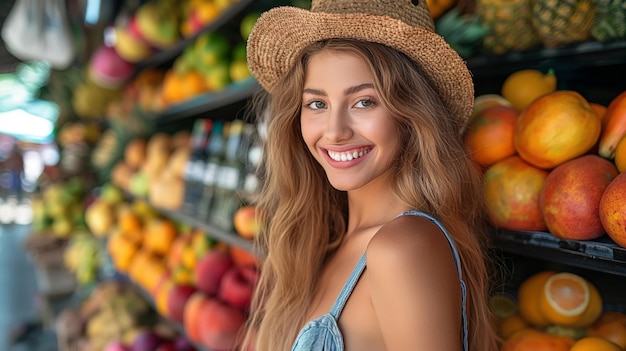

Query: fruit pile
[464,68,626,248]
[79,182,261,350]
[492,270,626,351]
[109,131,191,211]
[56,280,199,351]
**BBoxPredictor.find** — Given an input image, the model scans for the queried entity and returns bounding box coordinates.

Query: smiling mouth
[327,148,371,162]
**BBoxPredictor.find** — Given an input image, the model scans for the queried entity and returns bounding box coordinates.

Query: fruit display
[55,280,200,351]
[492,270,626,351]
[465,68,626,249]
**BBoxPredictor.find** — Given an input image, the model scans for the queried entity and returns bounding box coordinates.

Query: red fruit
[183,292,211,343]
[540,155,619,240]
[218,265,259,310]
[132,331,163,351]
[166,284,197,324]
[155,342,176,351]
[198,298,247,351]
[194,249,234,295]
[483,156,549,231]
[599,172,626,248]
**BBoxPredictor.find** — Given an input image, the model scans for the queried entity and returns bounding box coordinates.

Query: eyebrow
[303,83,375,97]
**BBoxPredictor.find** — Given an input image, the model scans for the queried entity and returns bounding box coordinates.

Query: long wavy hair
[242,39,499,351]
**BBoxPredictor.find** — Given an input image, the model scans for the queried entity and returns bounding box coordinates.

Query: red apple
[166,284,197,324]
[183,291,211,343]
[218,265,259,310]
[198,298,247,351]
[194,249,234,295]
[233,205,259,239]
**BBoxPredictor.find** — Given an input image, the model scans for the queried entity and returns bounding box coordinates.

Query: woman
[242,0,499,350]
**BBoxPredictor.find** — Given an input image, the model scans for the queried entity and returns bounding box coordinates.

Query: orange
[539,272,602,328]
[143,218,178,256]
[464,104,518,167]
[570,336,622,351]
[514,90,601,169]
[614,135,626,173]
[501,69,557,112]
[517,271,555,327]
[498,314,530,340]
[107,230,139,273]
[587,311,626,349]
[117,209,143,236]
[500,328,574,351]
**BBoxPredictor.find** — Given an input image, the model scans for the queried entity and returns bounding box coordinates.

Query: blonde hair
[243,39,499,351]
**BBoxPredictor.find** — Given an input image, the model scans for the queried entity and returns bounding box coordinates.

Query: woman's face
[300,49,399,192]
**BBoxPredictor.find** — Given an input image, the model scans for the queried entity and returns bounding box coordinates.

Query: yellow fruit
[499,314,530,340]
[615,135,626,173]
[539,272,602,328]
[501,69,557,112]
[570,336,622,351]
[518,271,555,327]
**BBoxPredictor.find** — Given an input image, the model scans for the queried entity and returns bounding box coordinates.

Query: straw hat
[246,0,474,123]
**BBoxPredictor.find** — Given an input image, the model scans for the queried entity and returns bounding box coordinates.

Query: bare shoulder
[365,213,455,267]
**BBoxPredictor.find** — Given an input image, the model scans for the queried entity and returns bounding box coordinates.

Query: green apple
[240,12,261,40]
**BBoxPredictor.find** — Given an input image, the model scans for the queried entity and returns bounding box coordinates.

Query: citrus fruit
[514,90,601,169]
[587,311,626,349]
[500,328,575,351]
[614,135,626,173]
[501,68,557,112]
[483,156,548,231]
[570,336,622,351]
[539,155,619,241]
[489,293,519,320]
[518,271,555,327]
[469,94,512,123]
[539,272,602,327]
[498,314,530,340]
[465,104,518,167]
[599,172,626,247]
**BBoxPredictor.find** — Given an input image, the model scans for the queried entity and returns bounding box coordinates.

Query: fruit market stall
[4,0,626,350]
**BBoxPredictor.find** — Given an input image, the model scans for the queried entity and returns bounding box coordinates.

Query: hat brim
[246,6,474,123]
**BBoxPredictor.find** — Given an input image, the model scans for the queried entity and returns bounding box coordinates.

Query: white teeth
[328,149,369,162]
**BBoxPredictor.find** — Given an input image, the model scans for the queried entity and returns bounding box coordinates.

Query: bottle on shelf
[197,121,228,220]
[182,119,213,215]
[209,119,251,232]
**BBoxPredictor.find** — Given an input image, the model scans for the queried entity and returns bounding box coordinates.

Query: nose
[325,107,353,141]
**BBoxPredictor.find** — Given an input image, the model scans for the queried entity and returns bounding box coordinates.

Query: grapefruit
[483,156,548,231]
[540,155,619,240]
[599,172,626,248]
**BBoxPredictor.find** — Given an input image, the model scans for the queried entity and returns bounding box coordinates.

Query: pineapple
[591,0,626,41]
[531,0,596,48]
[476,0,542,55]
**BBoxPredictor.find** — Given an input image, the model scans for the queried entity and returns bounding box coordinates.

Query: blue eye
[355,99,374,108]
[306,100,326,110]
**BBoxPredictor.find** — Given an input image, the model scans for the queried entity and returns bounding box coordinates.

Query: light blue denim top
[291,210,469,351]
